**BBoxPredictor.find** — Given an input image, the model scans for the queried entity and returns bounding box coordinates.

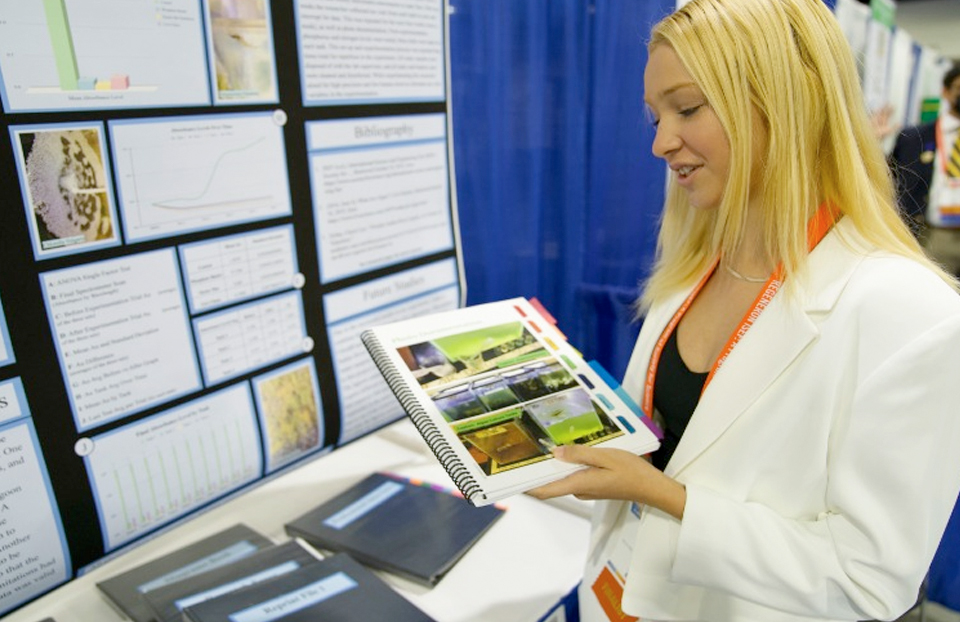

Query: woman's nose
[651,122,680,159]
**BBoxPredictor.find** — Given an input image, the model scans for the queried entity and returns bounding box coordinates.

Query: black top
[651,328,708,470]
[889,122,937,219]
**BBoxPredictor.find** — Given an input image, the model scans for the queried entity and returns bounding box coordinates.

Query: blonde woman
[531,0,960,620]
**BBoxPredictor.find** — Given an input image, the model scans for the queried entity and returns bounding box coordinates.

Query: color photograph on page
[397,319,626,476]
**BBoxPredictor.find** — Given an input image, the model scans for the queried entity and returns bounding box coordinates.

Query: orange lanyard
[642,204,837,417]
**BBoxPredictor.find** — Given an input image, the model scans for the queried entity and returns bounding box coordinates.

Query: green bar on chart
[42,0,80,91]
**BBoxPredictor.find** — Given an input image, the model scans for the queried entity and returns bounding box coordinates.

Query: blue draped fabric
[448,0,959,612]
[931,498,960,609]
[448,0,672,380]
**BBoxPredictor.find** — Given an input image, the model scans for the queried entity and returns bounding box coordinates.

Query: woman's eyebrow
[643,82,698,106]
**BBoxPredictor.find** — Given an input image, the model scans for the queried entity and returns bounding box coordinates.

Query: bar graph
[43,0,80,92]
[0,0,209,111]
[39,0,140,95]
[85,385,263,551]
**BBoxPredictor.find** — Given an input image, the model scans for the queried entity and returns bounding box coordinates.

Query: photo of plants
[397,322,622,475]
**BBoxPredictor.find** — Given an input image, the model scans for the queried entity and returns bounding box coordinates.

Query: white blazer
[599,218,960,622]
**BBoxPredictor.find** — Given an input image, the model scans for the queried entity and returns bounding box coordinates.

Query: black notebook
[142,540,321,622]
[284,472,503,586]
[182,553,436,622]
[96,524,273,622]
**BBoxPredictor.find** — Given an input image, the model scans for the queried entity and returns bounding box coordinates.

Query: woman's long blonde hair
[639,0,954,310]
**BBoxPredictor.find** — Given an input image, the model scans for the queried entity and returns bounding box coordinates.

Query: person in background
[530,1,960,621]
[890,62,960,273]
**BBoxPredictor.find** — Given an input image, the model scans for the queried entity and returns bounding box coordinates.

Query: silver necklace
[723,263,768,283]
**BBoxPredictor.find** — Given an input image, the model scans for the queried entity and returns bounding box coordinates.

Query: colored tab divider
[385,472,463,498]
[527,297,557,325]
[588,360,663,439]
[383,472,507,510]
[528,297,566,340]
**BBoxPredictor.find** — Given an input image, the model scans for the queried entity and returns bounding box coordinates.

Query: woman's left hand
[527,444,687,520]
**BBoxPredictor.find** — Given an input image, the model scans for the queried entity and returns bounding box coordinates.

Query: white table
[3,420,590,622]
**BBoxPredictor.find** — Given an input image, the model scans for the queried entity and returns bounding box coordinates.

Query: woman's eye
[644,107,660,128]
[679,105,702,118]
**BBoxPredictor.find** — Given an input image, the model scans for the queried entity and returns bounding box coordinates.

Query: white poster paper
[40,249,202,431]
[308,114,454,283]
[295,0,444,105]
[324,259,460,443]
[0,420,71,616]
[179,225,301,315]
[194,292,310,387]
[84,384,262,550]
[0,379,27,426]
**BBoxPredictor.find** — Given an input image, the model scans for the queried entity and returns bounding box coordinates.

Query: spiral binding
[361,330,486,505]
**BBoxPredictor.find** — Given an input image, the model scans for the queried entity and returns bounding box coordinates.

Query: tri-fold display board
[0,0,462,616]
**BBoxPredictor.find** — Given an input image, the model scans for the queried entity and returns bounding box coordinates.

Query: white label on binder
[322,481,404,529]
[136,541,260,593]
[175,561,303,611]
[228,571,358,622]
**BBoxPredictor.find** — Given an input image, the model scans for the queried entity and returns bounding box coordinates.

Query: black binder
[96,524,273,622]
[284,472,503,586]
[182,553,436,622]
[142,540,321,622]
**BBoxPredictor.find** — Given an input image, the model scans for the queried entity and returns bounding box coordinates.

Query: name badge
[933,178,960,226]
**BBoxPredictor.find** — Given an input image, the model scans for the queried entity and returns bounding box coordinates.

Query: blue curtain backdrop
[447,0,959,612]
[448,0,672,381]
[931,502,960,610]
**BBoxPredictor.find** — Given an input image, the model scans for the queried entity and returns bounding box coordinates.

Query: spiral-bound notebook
[360,297,661,506]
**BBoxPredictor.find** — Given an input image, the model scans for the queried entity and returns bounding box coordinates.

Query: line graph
[110,114,292,242]
[151,137,266,209]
